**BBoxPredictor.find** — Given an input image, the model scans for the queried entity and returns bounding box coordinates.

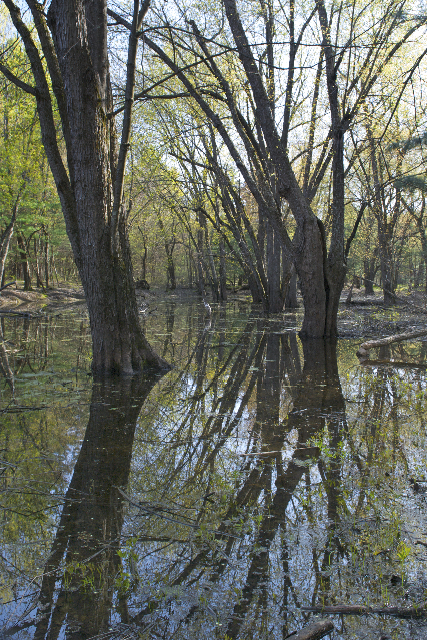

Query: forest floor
[0,282,426,340]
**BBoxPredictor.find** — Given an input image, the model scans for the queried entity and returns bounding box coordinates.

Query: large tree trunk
[4,0,168,375]
[285,266,298,309]
[294,218,327,338]
[49,1,165,374]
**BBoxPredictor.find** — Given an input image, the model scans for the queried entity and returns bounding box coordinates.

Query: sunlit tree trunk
[0,206,16,288]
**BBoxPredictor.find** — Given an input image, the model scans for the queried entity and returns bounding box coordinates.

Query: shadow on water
[1,304,427,639]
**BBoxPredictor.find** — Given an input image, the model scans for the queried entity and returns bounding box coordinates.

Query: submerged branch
[302,602,427,618]
[286,619,335,640]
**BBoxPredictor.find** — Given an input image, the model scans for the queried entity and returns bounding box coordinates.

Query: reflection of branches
[129,339,350,640]
[0,323,15,393]
[163,318,264,490]
[30,375,161,640]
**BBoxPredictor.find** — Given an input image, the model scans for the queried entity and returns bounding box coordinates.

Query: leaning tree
[138,0,426,336]
[0,0,167,375]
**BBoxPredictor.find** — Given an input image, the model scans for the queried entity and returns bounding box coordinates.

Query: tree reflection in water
[2,306,427,640]
[33,376,161,640]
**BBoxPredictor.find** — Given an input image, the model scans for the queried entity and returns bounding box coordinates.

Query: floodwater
[1,298,427,640]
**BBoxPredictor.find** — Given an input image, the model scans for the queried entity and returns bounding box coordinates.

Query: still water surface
[1,299,427,640]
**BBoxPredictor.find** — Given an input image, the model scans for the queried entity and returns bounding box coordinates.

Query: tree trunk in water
[247,271,264,303]
[50,3,169,374]
[5,0,167,375]
[325,260,347,337]
[294,219,327,338]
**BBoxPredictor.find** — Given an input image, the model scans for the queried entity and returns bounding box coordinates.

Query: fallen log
[357,329,427,359]
[0,281,16,292]
[0,309,44,318]
[302,601,427,618]
[285,619,334,640]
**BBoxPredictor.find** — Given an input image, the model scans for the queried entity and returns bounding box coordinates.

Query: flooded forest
[1,297,427,640]
[1,0,427,638]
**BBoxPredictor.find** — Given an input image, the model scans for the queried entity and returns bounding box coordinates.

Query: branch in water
[357,329,427,359]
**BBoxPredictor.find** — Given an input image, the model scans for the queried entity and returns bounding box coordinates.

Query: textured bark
[3,0,167,375]
[294,219,327,337]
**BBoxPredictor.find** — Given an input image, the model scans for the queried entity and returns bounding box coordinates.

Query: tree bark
[3,0,168,375]
[285,267,298,309]
[17,233,32,290]
[364,257,376,295]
